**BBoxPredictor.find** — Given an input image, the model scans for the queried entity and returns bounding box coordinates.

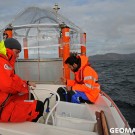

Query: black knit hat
[4,38,22,52]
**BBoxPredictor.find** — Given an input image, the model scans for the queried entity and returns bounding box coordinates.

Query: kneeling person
[57,55,100,104]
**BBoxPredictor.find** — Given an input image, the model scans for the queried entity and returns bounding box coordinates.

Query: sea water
[90,60,135,129]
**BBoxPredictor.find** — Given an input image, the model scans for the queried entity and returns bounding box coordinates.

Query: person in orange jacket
[0,38,44,122]
[57,54,100,104]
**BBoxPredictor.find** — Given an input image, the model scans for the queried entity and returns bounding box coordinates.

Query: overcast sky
[0,0,135,55]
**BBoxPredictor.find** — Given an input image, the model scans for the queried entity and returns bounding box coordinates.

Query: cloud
[0,0,135,55]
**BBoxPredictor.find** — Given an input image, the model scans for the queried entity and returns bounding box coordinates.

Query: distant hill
[89,53,135,60]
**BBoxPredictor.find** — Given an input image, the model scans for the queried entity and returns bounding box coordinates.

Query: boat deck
[0,84,131,135]
[0,122,98,135]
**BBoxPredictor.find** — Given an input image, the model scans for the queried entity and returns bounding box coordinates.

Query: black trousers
[56,87,75,102]
[56,87,92,104]
[32,100,44,122]
[30,93,44,122]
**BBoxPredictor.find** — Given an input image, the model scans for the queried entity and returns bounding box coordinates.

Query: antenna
[53,3,60,13]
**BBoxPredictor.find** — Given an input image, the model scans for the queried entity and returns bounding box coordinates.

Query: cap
[4,38,22,52]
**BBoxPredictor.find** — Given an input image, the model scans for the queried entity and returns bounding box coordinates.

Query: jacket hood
[79,55,89,70]
[6,48,16,68]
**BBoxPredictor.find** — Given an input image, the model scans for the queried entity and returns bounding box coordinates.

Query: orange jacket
[0,48,38,122]
[66,55,100,103]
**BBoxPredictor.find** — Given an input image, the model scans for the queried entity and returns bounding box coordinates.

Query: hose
[32,88,60,125]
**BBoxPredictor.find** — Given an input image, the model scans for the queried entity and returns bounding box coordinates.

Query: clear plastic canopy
[0,6,85,59]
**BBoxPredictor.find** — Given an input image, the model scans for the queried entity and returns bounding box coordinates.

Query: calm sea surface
[90,60,135,129]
